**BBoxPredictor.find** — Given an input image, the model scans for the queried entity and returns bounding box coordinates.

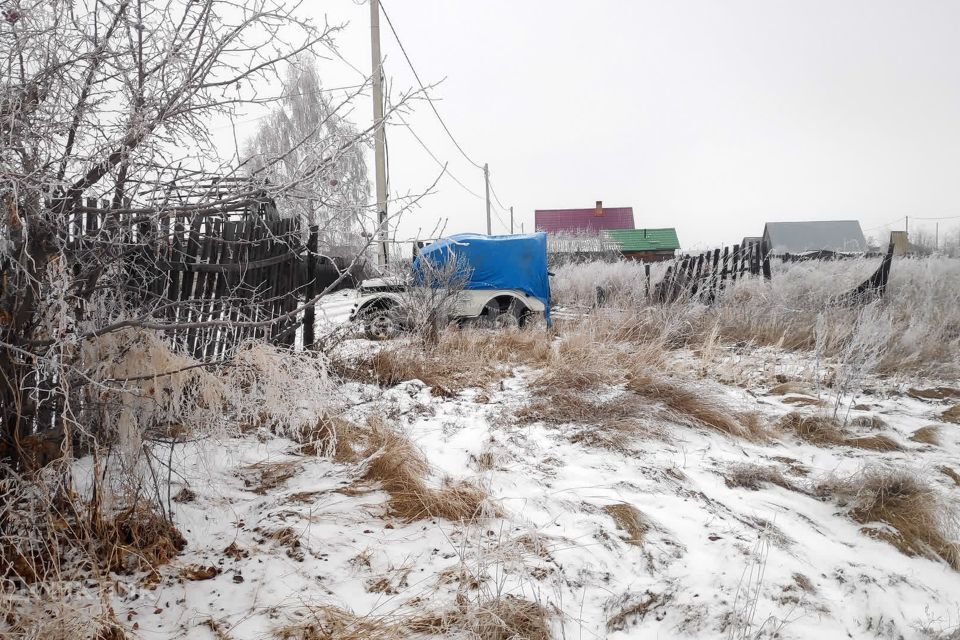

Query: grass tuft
[603,503,650,546]
[628,375,766,440]
[779,412,903,451]
[816,467,960,570]
[724,463,801,492]
[361,422,493,522]
[909,426,941,446]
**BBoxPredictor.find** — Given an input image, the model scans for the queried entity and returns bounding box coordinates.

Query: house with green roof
[604,228,680,262]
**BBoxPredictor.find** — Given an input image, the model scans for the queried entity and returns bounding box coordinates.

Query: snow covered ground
[105,322,960,640]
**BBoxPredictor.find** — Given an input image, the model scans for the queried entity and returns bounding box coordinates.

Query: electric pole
[510,206,514,234]
[370,0,388,266]
[484,162,491,235]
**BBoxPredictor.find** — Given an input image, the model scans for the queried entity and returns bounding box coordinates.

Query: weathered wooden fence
[68,196,360,357]
[1,190,366,465]
[652,241,772,303]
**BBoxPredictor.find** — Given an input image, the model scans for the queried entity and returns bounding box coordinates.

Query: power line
[380,1,484,171]
[487,177,510,213]
[396,113,484,200]
[863,216,906,232]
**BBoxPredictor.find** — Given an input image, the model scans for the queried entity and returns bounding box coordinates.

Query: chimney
[594,200,603,217]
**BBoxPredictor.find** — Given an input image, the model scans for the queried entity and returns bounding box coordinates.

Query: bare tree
[0,0,404,468]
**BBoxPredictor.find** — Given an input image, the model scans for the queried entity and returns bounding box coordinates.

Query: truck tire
[364,308,401,340]
[483,299,526,330]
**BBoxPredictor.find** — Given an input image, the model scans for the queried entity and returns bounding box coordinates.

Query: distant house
[762,220,866,254]
[535,201,634,234]
[740,236,763,251]
[605,228,680,262]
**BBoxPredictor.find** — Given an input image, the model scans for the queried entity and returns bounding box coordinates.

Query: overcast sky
[226,1,960,249]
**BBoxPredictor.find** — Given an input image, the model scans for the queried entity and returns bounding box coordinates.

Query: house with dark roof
[535,201,634,234]
[762,220,867,254]
[605,228,680,262]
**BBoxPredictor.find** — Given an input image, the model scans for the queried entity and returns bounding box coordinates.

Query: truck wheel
[483,300,525,330]
[364,309,400,340]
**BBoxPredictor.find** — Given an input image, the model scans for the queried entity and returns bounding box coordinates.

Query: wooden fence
[1,191,367,466]
[652,241,771,303]
[68,196,360,357]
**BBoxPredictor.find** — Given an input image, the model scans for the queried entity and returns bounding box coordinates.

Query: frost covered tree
[0,0,392,469]
[244,59,370,254]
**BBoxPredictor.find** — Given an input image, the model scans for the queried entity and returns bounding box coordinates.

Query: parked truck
[349,233,551,340]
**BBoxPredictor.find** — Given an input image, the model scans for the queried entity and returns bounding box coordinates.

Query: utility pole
[510,206,514,234]
[370,0,388,266]
[484,162,491,235]
[905,215,909,236]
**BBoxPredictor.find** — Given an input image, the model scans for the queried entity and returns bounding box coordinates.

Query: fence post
[303,225,318,349]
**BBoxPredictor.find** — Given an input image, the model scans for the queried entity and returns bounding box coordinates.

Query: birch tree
[244,58,370,254]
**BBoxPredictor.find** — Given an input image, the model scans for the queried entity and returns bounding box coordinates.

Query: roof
[604,228,680,253]
[535,207,634,233]
[763,220,866,253]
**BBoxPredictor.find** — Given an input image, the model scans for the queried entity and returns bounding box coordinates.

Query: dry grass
[908,387,960,400]
[603,503,650,546]
[767,382,815,396]
[942,405,960,424]
[414,594,553,640]
[361,422,493,522]
[520,372,764,447]
[724,463,801,492]
[628,375,766,440]
[850,415,888,430]
[940,467,960,486]
[466,594,553,640]
[92,502,187,576]
[606,591,668,632]
[816,468,960,570]
[335,327,553,395]
[779,412,903,451]
[517,392,661,451]
[275,605,408,640]
[275,595,552,640]
[297,414,365,462]
[0,586,125,640]
[241,460,302,495]
[910,426,941,446]
[203,618,234,640]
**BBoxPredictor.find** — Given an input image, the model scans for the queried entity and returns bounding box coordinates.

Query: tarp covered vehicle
[350,233,551,340]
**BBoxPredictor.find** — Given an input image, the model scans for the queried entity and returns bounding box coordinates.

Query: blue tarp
[413,233,551,323]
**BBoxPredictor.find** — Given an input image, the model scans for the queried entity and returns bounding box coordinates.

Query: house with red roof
[534,201,634,234]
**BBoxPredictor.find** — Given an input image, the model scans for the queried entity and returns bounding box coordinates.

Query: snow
[101,335,960,639]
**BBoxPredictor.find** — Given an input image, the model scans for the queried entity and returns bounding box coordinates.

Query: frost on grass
[361,419,494,522]
[779,411,903,451]
[817,467,960,570]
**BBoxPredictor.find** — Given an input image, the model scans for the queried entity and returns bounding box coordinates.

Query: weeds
[910,426,941,446]
[724,464,802,492]
[816,467,960,570]
[779,412,903,451]
[361,421,493,522]
[603,503,650,546]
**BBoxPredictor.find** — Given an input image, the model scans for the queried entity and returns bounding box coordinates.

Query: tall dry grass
[360,419,494,522]
[816,467,960,570]
[552,256,960,377]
